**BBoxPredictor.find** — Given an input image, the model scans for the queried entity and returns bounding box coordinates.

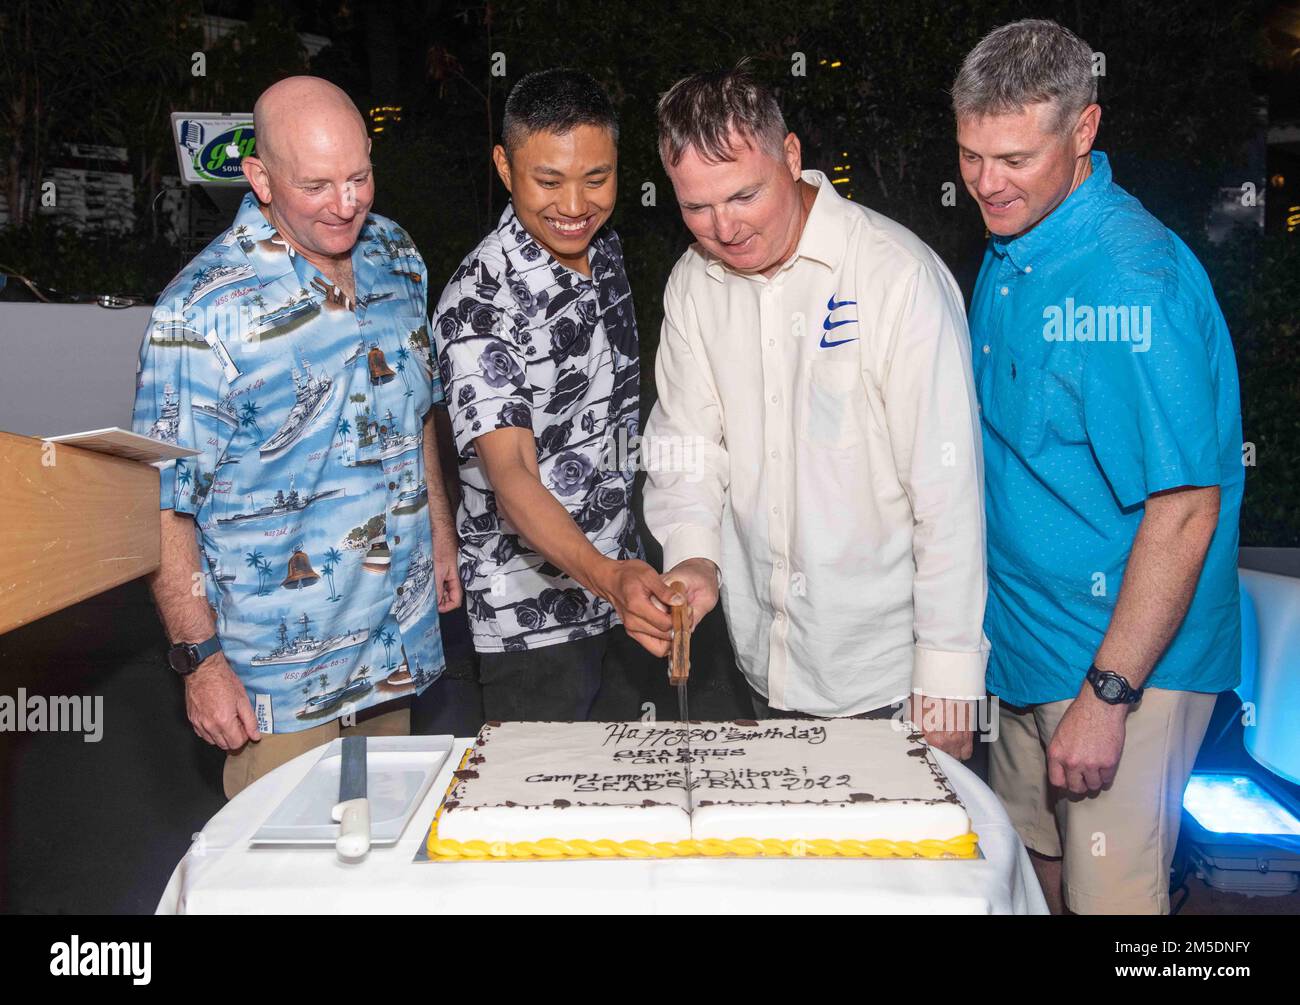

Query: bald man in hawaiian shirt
[134,77,460,797]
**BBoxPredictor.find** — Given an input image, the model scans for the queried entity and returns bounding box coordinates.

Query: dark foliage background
[1,0,1293,544]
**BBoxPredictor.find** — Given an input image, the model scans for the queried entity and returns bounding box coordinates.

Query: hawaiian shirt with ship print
[432,203,643,653]
[133,192,446,733]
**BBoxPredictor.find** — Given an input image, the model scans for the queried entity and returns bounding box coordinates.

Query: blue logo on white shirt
[821,294,858,348]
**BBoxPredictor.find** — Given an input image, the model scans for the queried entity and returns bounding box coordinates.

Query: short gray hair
[951,19,1097,132]
[656,59,787,167]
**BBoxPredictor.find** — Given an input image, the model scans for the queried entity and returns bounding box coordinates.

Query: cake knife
[332,735,371,859]
[668,581,694,811]
[669,580,691,720]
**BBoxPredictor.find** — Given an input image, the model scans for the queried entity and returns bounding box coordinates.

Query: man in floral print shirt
[434,69,678,720]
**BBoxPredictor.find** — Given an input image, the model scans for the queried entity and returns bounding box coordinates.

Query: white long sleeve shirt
[643,169,989,716]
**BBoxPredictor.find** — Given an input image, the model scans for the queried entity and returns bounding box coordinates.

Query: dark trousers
[410,667,485,740]
[478,626,669,721]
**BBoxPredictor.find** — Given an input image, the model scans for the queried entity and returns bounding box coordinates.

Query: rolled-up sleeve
[642,272,730,573]
[879,256,990,700]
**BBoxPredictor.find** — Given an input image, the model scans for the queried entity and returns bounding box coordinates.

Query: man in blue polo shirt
[954,20,1242,914]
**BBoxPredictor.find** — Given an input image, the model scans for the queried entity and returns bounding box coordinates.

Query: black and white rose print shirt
[432,203,643,652]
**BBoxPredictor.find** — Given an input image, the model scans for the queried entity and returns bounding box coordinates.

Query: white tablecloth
[157,738,1049,914]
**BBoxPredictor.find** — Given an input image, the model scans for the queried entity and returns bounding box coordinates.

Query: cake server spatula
[332,735,371,859]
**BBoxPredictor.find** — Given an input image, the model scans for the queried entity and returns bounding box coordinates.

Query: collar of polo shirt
[991,150,1112,273]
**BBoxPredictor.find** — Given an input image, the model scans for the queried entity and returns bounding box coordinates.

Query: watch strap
[192,634,221,665]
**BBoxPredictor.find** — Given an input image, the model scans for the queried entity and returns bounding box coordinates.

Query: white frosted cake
[427,719,977,860]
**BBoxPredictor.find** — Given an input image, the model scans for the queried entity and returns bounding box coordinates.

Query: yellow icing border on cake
[426,748,980,861]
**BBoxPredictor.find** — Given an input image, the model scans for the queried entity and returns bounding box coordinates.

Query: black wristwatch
[167,635,221,676]
[1086,664,1143,705]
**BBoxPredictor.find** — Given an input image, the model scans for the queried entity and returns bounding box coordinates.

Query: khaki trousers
[989,687,1216,914]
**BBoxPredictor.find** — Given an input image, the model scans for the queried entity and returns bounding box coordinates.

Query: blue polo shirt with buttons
[970,150,1242,707]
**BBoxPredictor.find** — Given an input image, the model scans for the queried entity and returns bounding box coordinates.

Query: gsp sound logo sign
[173,114,255,185]
[197,126,254,180]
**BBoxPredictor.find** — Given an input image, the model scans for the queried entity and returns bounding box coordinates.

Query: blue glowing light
[1183,773,1300,836]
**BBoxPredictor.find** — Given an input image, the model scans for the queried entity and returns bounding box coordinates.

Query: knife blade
[332,735,370,859]
[668,581,694,815]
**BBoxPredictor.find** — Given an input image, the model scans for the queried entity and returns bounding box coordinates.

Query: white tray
[250,735,452,846]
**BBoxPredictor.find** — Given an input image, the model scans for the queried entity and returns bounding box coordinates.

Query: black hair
[501,68,619,157]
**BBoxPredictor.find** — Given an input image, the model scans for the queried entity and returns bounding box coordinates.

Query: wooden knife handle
[668,580,690,685]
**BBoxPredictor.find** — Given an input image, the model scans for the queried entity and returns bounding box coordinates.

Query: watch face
[168,646,193,673]
[1100,676,1124,700]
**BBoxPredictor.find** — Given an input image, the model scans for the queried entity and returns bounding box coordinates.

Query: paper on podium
[42,427,200,464]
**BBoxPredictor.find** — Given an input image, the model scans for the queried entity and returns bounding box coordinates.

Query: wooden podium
[0,431,161,634]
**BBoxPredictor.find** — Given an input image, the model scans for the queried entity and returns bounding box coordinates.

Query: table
[157,738,1049,914]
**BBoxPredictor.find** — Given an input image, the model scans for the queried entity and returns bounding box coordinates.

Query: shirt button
[768,339,775,347]
[1000,286,1009,296]
[770,450,778,459]
[770,394,778,404]
[776,560,785,570]
[1024,265,1033,274]
[776,612,785,621]
[771,506,779,515]
[982,345,991,354]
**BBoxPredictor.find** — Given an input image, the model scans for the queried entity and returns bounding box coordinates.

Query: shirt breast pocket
[981,347,1046,459]
[798,358,861,451]
[392,314,434,415]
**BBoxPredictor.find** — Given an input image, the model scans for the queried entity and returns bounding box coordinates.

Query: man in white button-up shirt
[641,65,989,757]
